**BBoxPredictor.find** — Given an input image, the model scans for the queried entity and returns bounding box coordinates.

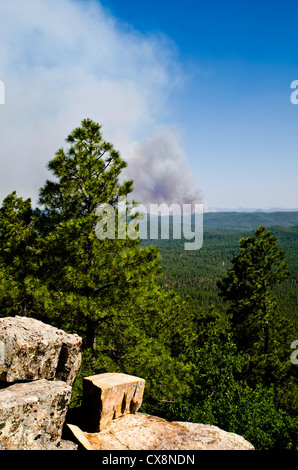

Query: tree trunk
[86,319,97,350]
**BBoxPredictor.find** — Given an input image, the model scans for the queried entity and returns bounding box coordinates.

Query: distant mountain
[141,211,298,237]
[213,207,298,213]
[203,211,298,232]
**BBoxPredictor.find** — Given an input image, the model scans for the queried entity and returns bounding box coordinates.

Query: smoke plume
[125,128,207,213]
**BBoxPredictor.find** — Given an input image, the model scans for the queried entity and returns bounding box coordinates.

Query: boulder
[82,373,146,431]
[0,316,82,385]
[68,413,255,450]
[0,379,72,450]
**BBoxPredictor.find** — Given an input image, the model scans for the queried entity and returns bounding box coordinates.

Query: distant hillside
[203,211,298,232]
[142,211,298,238]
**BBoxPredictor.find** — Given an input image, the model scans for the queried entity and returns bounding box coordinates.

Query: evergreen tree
[217,225,291,385]
[0,192,38,316]
[33,118,194,404]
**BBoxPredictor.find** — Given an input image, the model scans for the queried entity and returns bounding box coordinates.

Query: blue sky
[102,0,298,210]
[0,0,297,210]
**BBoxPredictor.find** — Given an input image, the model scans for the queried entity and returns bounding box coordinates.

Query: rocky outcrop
[0,316,82,385]
[0,316,255,451]
[68,413,254,450]
[0,316,82,450]
[69,372,254,451]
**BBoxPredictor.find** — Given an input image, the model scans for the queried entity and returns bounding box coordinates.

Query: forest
[0,119,297,451]
[142,215,298,325]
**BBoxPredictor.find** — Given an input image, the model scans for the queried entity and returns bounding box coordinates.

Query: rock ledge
[68,413,254,451]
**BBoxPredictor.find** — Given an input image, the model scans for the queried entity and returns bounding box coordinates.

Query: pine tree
[217,225,291,385]
[33,118,194,404]
[0,192,39,316]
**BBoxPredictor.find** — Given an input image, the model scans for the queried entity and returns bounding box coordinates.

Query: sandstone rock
[82,373,146,431]
[0,316,82,385]
[0,379,72,450]
[68,413,254,450]
[173,421,255,450]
